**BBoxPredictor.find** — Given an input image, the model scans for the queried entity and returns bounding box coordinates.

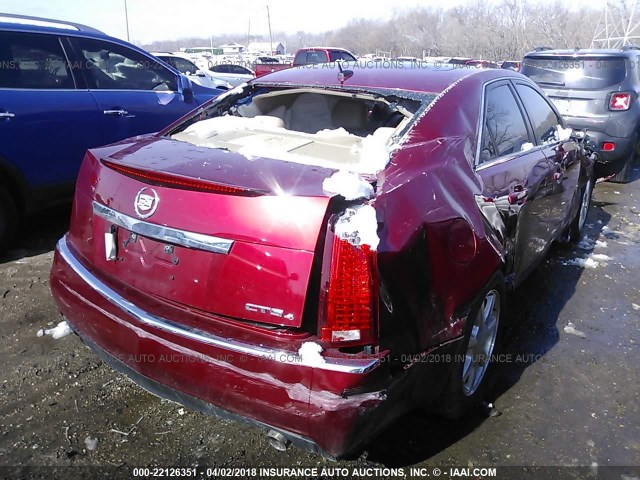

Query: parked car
[254,47,359,77]
[521,47,640,182]
[253,57,290,77]
[0,13,222,249]
[500,60,521,71]
[465,59,500,69]
[51,63,594,459]
[208,63,255,86]
[293,47,357,66]
[447,56,473,65]
[151,52,232,90]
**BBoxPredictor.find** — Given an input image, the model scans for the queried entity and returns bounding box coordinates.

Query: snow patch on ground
[334,205,380,250]
[577,237,608,251]
[564,322,586,338]
[38,321,72,339]
[298,342,326,366]
[563,257,599,269]
[590,253,612,262]
[577,236,595,250]
[322,170,374,200]
[84,436,98,451]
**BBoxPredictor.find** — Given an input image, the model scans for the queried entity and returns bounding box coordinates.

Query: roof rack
[0,12,104,34]
[532,46,553,52]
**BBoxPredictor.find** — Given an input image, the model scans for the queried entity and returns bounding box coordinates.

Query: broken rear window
[168,85,432,174]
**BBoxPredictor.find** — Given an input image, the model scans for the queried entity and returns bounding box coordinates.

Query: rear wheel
[0,186,18,251]
[569,177,593,242]
[439,274,505,418]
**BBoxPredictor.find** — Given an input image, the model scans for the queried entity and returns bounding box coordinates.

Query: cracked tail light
[609,92,632,111]
[319,230,379,347]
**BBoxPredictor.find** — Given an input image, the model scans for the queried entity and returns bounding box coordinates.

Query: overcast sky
[0,0,444,43]
[0,0,604,44]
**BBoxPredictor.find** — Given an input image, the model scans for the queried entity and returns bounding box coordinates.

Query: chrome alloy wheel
[578,179,592,232]
[462,290,500,396]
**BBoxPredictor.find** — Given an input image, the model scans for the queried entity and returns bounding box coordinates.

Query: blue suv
[0,13,222,248]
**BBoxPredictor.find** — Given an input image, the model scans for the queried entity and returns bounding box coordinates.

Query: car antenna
[337,61,354,84]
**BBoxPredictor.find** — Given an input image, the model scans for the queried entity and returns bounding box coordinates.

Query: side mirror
[194,70,206,77]
[177,74,194,104]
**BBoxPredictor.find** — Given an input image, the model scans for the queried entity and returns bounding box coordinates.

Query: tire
[0,186,18,251]
[569,176,593,242]
[438,273,506,418]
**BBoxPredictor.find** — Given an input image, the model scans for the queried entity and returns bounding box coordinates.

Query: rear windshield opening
[169,86,428,173]
[521,56,627,90]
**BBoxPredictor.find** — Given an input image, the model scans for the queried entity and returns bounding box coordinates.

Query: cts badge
[134,187,159,219]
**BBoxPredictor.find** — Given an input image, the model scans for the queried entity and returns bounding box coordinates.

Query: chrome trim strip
[57,237,380,375]
[92,201,233,255]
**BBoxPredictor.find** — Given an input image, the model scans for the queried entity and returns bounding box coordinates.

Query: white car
[208,64,255,87]
[152,53,232,90]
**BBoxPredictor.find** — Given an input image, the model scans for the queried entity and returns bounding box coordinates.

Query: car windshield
[521,56,628,89]
[167,85,432,174]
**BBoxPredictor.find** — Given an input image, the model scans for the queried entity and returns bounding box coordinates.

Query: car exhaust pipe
[266,429,290,452]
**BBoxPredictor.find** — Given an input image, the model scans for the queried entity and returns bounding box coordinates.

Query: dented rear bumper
[50,236,402,457]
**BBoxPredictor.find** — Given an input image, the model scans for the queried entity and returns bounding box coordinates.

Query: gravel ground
[0,169,639,479]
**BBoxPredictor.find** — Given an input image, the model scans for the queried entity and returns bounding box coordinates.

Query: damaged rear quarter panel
[375,74,502,352]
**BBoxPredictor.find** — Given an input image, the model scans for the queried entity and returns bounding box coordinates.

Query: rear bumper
[50,236,407,457]
[563,116,634,165]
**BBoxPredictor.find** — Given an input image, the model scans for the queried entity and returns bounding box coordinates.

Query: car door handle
[103,109,130,116]
[0,112,16,119]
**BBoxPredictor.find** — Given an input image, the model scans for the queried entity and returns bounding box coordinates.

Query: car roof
[253,63,523,94]
[0,12,104,36]
[0,13,180,75]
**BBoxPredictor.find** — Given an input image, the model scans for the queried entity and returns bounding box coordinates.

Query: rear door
[513,81,581,236]
[476,81,557,283]
[0,31,100,188]
[68,36,196,146]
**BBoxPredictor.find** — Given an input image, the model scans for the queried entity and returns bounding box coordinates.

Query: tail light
[609,92,632,111]
[319,221,379,347]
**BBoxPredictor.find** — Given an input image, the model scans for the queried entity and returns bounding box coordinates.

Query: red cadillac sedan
[50,63,595,458]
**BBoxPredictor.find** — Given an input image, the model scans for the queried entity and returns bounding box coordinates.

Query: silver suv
[522,47,640,183]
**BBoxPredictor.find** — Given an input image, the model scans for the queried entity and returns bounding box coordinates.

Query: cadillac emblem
[134,187,159,219]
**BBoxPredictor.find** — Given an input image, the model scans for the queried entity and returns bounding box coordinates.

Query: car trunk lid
[75,137,341,329]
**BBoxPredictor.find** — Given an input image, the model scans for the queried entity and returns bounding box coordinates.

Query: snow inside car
[50,63,595,458]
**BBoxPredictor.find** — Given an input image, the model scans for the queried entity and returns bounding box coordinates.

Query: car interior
[170,88,421,170]
[80,48,176,91]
